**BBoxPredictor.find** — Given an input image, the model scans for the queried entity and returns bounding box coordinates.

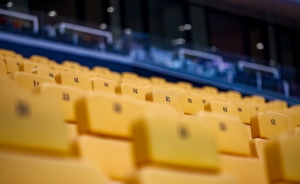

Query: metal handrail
[0,8,39,33]
[52,22,113,44]
[178,48,224,63]
[238,60,279,78]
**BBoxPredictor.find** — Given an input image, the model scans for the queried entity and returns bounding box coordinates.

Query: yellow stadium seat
[0,60,7,74]
[92,78,118,94]
[75,71,98,78]
[51,65,76,72]
[34,83,85,123]
[249,138,268,160]
[62,60,81,69]
[32,67,60,79]
[176,81,193,89]
[1,50,300,184]
[264,130,300,183]
[19,61,49,73]
[178,92,204,115]
[250,112,291,139]
[116,83,147,101]
[146,90,184,114]
[201,86,218,95]
[76,92,145,138]
[266,100,288,111]
[290,104,300,112]
[4,57,28,73]
[79,136,135,180]
[228,101,252,124]
[198,113,251,156]
[150,76,166,85]
[128,166,239,184]
[55,71,93,91]
[0,91,71,154]
[0,49,16,57]
[122,72,139,79]
[93,66,111,74]
[244,95,265,103]
[132,113,219,171]
[204,100,239,118]
[12,72,55,91]
[0,150,109,184]
[220,155,268,184]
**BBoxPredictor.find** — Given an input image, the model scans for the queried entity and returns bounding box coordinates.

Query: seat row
[0,48,300,184]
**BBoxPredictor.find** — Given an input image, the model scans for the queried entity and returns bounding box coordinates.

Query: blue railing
[0,8,299,103]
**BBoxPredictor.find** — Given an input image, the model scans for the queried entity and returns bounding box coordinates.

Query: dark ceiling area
[22,0,300,30]
[186,0,300,29]
[0,0,299,70]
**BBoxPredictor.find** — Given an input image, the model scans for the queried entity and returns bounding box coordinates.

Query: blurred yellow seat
[128,166,239,184]
[290,104,300,112]
[34,83,85,123]
[93,66,111,74]
[272,110,298,128]
[12,72,55,91]
[150,76,166,85]
[250,112,290,139]
[32,67,60,79]
[146,90,184,114]
[198,113,251,156]
[19,61,49,73]
[122,72,139,79]
[225,91,242,100]
[1,50,300,184]
[0,49,16,57]
[0,150,109,184]
[132,113,219,171]
[4,57,28,73]
[116,83,147,101]
[204,100,239,118]
[249,138,268,160]
[75,71,98,78]
[62,60,81,69]
[79,65,90,72]
[79,136,135,180]
[144,84,166,93]
[220,155,268,184]
[284,108,300,126]
[76,92,145,138]
[228,101,252,124]
[52,65,76,72]
[55,71,92,91]
[92,78,117,94]
[0,60,7,74]
[264,130,300,183]
[243,95,265,104]
[201,86,218,95]
[176,81,193,90]
[107,72,121,82]
[248,102,267,115]
[178,92,204,115]
[266,100,288,111]
[0,75,18,90]
[30,55,49,64]
[0,91,71,154]
[47,60,57,68]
